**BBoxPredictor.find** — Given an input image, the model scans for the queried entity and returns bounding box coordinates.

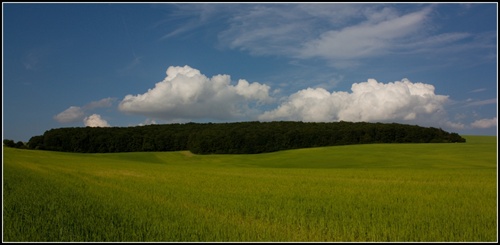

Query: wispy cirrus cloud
[298,7,434,61]
[465,98,497,107]
[162,4,494,68]
[158,3,232,40]
[468,88,487,93]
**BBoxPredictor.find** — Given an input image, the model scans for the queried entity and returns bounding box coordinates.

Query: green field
[3,135,497,242]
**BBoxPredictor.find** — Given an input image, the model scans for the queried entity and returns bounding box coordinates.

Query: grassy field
[3,135,497,242]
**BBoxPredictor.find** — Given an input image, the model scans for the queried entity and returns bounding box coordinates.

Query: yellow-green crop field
[3,136,497,242]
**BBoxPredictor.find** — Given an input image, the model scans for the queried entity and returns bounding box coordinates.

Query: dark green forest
[23,121,466,154]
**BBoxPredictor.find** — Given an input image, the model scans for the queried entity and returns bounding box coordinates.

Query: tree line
[21,121,466,154]
[3,139,27,149]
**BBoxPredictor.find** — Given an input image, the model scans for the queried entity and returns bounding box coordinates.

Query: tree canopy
[27,121,466,154]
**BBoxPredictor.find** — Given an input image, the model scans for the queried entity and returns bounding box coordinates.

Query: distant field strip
[3,136,497,241]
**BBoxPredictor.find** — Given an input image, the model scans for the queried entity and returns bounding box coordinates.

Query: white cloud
[259,78,449,123]
[217,4,383,58]
[299,7,433,62]
[159,4,226,40]
[54,97,115,124]
[84,97,115,110]
[138,118,157,126]
[470,117,497,128]
[445,121,465,130]
[83,114,110,127]
[118,65,273,121]
[218,4,312,56]
[54,106,85,123]
[465,98,497,107]
[166,4,492,69]
[400,32,472,53]
[216,5,437,63]
[468,88,486,93]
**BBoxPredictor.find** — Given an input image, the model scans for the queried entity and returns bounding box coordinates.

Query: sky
[2,2,498,142]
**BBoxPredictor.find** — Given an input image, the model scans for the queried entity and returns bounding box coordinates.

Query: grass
[2,135,497,241]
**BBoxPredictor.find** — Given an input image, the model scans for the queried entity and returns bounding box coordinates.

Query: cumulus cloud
[259,78,449,123]
[118,65,273,121]
[54,97,115,124]
[54,106,85,123]
[471,117,497,128]
[83,114,110,127]
[138,118,157,126]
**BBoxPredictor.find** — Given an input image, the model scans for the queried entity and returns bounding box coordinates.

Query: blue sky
[3,3,498,142]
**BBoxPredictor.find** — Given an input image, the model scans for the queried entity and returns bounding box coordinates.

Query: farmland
[2,135,497,242]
